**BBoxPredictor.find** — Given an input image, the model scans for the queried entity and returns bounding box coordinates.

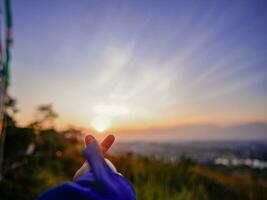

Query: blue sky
[9,0,267,132]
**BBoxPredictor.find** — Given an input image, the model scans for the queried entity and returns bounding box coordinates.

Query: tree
[4,96,18,127]
[29,104,58,131]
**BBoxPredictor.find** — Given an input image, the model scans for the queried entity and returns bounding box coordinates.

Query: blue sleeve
[37,141,136,200]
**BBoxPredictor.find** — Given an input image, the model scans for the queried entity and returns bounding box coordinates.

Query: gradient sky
[9,0,267,132]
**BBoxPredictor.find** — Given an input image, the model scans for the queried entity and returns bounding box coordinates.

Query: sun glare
[91,117,109,133]
[94,122,107,133]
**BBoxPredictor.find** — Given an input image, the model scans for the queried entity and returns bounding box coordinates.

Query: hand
[73,134,115,180]
[38,134,136,200]
[78,138,136,199]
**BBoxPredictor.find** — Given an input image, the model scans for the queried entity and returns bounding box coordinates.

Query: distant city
[110,140,267,170]
[214,157,267,169]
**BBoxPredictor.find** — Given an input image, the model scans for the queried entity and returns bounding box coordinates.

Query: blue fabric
[37,141,136,200]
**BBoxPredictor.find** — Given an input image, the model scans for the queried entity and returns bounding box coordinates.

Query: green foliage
[110,154,267,200]
[0,119,83,199]
[110,155,208,200]
[28,104,59,131]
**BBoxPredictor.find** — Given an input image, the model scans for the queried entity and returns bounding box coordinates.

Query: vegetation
[0,104,266,200]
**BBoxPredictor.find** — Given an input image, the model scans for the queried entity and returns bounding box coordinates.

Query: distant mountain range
[116,122,267,142]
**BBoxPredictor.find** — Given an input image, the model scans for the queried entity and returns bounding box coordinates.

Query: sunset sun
[91,117,110,133]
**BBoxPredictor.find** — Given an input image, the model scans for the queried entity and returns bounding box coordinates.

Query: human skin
[73,134,116,180]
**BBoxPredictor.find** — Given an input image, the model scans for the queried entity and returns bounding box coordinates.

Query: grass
[0,125,267,199]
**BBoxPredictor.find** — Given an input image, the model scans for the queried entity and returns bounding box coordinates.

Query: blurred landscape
[0,1,267,200]
[0,104,266,200]
[111,140,267,166]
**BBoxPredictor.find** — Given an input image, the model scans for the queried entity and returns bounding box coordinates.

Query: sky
[8,0,267,135]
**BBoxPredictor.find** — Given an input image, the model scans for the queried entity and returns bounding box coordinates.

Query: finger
[85,135,96,146]
[73,162,89,180]
[83,141,116,187]
[100,134,115,153]
[75,134,115,181]
[84,134,115,153]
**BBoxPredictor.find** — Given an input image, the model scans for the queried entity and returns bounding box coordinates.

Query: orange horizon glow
[10,0,267,141]
[14,113,267,134]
